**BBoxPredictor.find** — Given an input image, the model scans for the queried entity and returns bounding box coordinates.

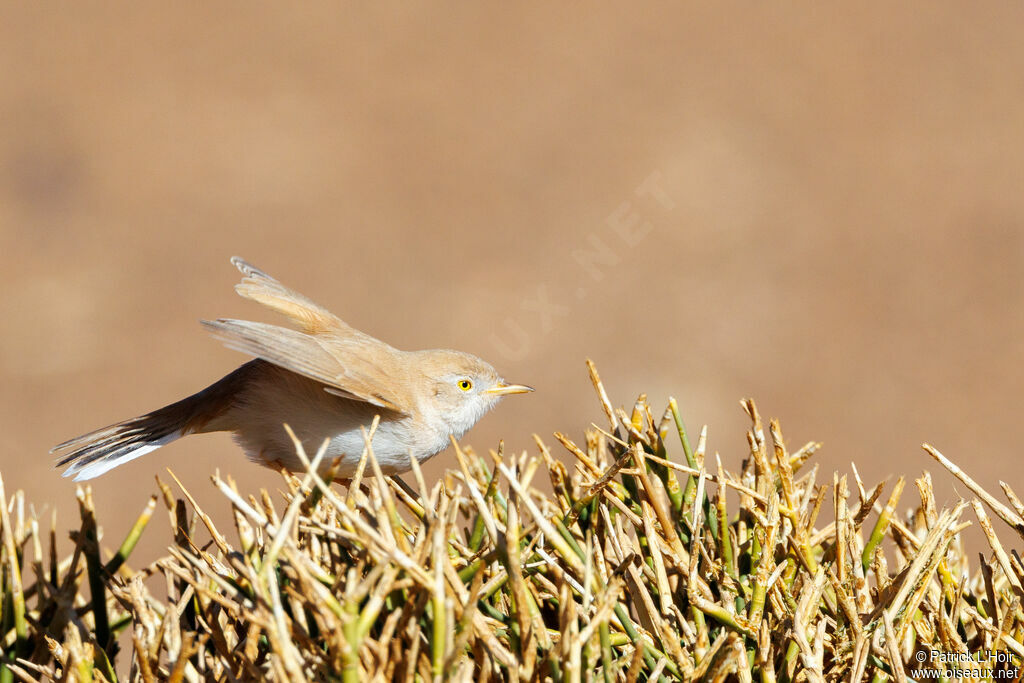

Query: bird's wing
[231,257,373,340]
[202,318,410,414]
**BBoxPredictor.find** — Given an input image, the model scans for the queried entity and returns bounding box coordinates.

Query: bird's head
[417,350,532,438]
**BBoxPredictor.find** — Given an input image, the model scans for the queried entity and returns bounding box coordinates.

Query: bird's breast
[228,366,453,476]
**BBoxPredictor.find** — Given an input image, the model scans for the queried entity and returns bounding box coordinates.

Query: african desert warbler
[54,257,532,481]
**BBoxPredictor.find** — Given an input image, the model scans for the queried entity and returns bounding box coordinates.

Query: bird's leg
[268,457,294,480]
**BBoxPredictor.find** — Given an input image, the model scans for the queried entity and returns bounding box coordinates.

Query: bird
[53,257,532,481]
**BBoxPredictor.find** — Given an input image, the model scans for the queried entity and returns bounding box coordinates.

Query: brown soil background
[2,5,1022,557]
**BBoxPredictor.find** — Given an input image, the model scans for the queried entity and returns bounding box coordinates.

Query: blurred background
[2,5,1022,555]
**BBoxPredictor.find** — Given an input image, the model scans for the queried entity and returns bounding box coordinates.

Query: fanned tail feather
[53,412,186,481]
[52,361,260,481]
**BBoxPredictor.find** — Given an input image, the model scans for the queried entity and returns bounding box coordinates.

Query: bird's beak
[485,382,534,396]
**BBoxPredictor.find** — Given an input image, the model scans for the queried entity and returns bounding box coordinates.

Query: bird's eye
[457,379,473,391]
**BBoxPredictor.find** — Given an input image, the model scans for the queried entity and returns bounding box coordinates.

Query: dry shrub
[2,362,1023,681]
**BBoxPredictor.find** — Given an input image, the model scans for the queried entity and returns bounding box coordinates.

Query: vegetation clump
[2,362,1023,681]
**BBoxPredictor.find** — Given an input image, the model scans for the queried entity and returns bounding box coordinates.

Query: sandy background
[2,5,1022,556]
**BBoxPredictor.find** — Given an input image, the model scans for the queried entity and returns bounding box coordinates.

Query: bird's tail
[53,361,261,481]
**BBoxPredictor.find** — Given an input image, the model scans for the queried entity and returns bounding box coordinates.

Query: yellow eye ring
[458,379,473,391]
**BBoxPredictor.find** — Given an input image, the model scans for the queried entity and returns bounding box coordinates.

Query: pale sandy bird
[53,258,532,481]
